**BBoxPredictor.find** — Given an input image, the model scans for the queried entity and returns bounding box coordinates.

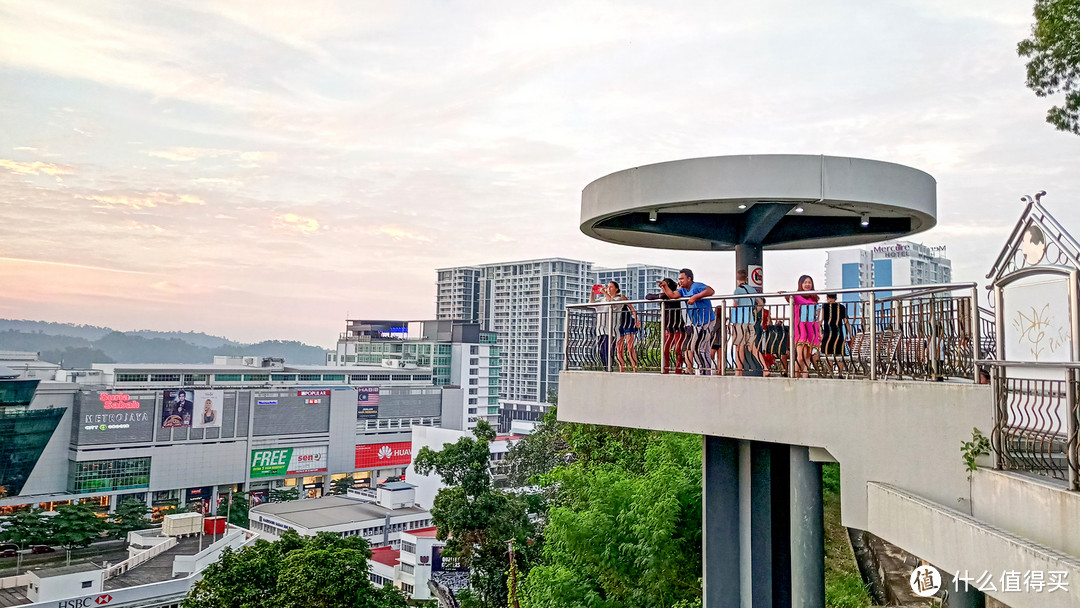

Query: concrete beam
[558,371,989,531]
[867,482,1080,608]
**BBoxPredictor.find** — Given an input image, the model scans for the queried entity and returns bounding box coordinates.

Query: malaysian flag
[358,388,380,405]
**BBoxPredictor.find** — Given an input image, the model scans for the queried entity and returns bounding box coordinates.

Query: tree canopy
[184,530,408,608]
[1019,0,1080,134]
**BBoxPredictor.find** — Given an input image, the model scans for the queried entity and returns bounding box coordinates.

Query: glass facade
[68,457,151,494]
[0,379,40,406]
[0,397,65,497]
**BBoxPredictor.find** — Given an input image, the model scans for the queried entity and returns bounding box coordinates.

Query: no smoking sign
[749,265,763,289]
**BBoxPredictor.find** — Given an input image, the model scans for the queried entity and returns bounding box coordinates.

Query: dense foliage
[1019,0,1080,134]
[518,426,703,608]
[0,504,109,550]
[184,530,409,608]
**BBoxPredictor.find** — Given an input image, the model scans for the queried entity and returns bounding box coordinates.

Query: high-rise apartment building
[437,260,678,431]
[435,267,483,322]
[825,240,952,301]
[593,263,682,301]
[436,259,594,431]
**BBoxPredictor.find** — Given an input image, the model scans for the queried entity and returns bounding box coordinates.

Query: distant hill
[0,320,328,368]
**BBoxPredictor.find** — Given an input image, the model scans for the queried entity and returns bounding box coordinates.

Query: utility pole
[506,539,520,608]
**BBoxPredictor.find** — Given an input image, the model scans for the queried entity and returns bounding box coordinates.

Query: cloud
[147,147,237,162]
[272,213,321,234]
[0,159,73,176]
[376,226,432,242]
[80,192,206,210]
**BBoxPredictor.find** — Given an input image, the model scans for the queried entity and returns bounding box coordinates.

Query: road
[0,540,130,577]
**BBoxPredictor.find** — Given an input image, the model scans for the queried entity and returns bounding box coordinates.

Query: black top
[645,293,686,331]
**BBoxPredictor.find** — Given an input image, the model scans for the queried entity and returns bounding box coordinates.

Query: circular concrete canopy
[580,155,937,251]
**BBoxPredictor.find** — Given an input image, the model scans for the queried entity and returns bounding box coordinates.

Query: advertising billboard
[357,387,380,419]
[355,441,412,468]
[75,391,155,445]
[162,389,194,428]
[191,389,223,429]
[250,445,328,479]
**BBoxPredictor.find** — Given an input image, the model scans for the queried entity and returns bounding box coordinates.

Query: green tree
[327,477,354,496]
[216,491,250,528]
[1018,0,1080,134]
[109,499,150,540]
[0,509,51,547]
[414,420,540,608]
[519,432,703,608]
[269,487,300,503]
[51,504,108,551]
[184,530,409,608]
[505,408,570,487]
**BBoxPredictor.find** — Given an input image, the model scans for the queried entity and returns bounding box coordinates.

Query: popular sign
[250,446,328,478]
[355,441,412,468]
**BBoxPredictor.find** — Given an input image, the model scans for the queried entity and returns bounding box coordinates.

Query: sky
[1,0,1079,347]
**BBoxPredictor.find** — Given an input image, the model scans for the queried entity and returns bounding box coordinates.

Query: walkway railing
[564,282,989,382]
[979,360,1080,490]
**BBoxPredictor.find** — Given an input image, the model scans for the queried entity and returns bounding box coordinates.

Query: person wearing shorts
[820,293,852,376]
[730,269,758,376]
[647,278,686,373]
[661,268,715,374]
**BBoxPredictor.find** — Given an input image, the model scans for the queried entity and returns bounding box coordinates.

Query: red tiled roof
[405,526,439,538]
[369,547,400,566]
[494,434,523,442]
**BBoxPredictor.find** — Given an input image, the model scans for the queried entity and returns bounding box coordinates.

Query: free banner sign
[250,446,328,478]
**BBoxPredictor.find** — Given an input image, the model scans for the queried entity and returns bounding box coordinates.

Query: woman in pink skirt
[791,275,820,378]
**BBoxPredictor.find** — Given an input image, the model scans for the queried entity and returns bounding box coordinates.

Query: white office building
[825,240,952,301]
[326,319,501,430]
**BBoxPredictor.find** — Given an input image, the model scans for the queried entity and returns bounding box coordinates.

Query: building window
[321,374,345,381]
[470,345,479,355]
[298,374,321,381]
[369,374,391,381]
[350,375,368,381]
[401,541,416,554]
[469,368,479,376]
[183,374,208,383]
[391,374,411,381]
[244,374,270,382]
[68,457,151,494]
[468,388,477,395]
[271,374,296,381]
[116,373,148,383]
[214,374,241,382]
[400,562,414,574]
[469,379,478,385]
[468,398,477,405]
[470,358,479,365]
[149,374,181,382]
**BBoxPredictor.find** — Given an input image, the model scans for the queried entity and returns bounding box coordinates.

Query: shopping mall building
[0,352,462,517]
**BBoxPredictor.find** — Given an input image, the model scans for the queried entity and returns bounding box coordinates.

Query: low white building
[247,482,432,548]
[368,525,456,601]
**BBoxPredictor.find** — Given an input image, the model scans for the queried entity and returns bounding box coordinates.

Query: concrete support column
[734,243,763,280]
[704,436,741,607]
[944,572,986,608]
[789,446,824,608]
[741,441,791,607]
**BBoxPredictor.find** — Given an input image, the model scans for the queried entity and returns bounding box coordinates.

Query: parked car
[0,549,17,558]
[30,545,55,554]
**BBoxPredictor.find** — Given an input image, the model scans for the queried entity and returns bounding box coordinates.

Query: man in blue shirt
[661,268,715,374]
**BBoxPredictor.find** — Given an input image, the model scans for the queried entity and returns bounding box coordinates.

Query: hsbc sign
[57,595,112,607]
[355,441,411,468]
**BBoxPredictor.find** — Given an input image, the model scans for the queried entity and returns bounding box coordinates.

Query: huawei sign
[356,441,412,468]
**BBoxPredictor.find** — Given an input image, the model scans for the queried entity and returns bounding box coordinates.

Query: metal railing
[564,282,990,382]
[980,360,1080,490]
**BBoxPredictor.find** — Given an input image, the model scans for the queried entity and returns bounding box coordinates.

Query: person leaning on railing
[660,268,715,375]
[646,278,687,374]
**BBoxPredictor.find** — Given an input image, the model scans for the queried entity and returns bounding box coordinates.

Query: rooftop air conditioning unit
[243,357,257,366]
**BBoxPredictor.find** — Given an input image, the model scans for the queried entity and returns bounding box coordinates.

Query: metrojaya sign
[250,446,327,478]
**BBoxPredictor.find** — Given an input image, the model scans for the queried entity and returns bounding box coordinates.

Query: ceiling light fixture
[648,210,658,222]
[861,213,870,227]
[794,205,804,213]
[738,204,747,209]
